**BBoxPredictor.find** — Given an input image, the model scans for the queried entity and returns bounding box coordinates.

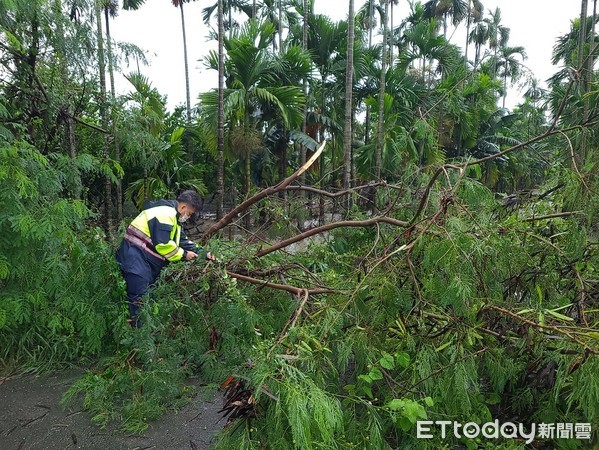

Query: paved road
[0,371,224,450]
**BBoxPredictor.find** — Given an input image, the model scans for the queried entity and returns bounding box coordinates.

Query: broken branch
[255,216,409,258]
[227,271,336,296]
[202,141,326,241]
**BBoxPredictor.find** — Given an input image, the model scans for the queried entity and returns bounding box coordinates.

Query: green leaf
[170,127,184,144]
[424,397,434,407]
[536,284,543,303]
[0,256,8,279]
[379,352,395,370]
[403,399,427,422]
[545,309,574,322]
[369,367,383,381]
[435,341,452,352]
[486,393,501,405]
[362,385,373,399]
[358,374,372,384]
[396,352,410,368]
[4,30,24,54]
[386,399,405,411]
[398,416,413,431]
[585,332,599,341]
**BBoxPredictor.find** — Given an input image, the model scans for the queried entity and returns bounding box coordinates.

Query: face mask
[178,213,190,223]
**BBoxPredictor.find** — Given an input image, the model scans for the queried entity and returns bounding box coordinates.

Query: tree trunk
[216,0,225,220]
[502,69,507,109]
[375,0,388,180]
[343,0,355,199]
[578,0,589,165]
[389,0,394,67]
[590,0,597,84]
[104,7,122,223]
[95,0,112,235]
[464,0,471,62]
[278,0,283,53]
[368,0,374,50]
[229,4,232,39]
[66,115,77,159]
[299,0,308,188]
[179,1,192,124]
[364,0,374,156]
[578,0,589,73]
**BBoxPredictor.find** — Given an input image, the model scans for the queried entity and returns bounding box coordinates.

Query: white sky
[110,0,582,111]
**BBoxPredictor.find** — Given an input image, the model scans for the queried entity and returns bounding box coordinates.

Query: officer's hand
[185,251,198,261]
[206,252,216,261]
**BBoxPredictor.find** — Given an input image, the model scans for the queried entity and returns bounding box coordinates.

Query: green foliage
[1,1,598,449]
[0,142,124,368]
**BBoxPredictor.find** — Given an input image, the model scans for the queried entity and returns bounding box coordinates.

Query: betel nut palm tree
[171,0,194,124]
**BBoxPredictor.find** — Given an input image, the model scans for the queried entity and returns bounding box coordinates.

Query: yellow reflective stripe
[155,242,184,261]
[164,247,180,259]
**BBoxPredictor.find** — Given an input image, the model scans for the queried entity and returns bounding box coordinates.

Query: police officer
[116,190,216,326]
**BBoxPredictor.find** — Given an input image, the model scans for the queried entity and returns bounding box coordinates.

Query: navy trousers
[121,272,151,326]
[116,240,164,327]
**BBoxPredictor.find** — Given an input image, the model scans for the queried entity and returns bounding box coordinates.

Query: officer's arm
[148,217,185,262]
[180,228,208,259]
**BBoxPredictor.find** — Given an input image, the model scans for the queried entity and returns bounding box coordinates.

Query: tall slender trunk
[66,116,77,159]
[464,0,471,62]
[578,0,589,165]
[179,1,192,124]
[95,0,112,234]
[252,0,256,17]
[278,0,283,53]
[389,0,394,67]
[364,0,375,151]
[244,113,252,229]
[375,0,388,180]
[229,4,232,39]
[502,69,507,109]
[492,47,498,78]
[590,0,597,76]
[343,0,355,198]
[104,7,122,223]
[578,0,589,74]
[368,0,374,49]
[299,0,308,187]
[319,75,326,226]
[216,0,225,220]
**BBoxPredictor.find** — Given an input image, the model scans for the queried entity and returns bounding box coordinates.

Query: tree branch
[522,211,585,222]
[227,271,336,296]
[283,181,397,198]
[71,115,109,134]
[483,304,598,354]
[255,216,409,258]
[202,141,326,241]
[275,289,310,345]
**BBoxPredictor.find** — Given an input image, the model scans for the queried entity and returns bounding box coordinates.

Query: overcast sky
[110,0,582,111]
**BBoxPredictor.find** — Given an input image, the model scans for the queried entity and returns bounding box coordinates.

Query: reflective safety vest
[124,200,195,263]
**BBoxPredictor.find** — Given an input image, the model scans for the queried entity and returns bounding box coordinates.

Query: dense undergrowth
[0,142,126,369]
